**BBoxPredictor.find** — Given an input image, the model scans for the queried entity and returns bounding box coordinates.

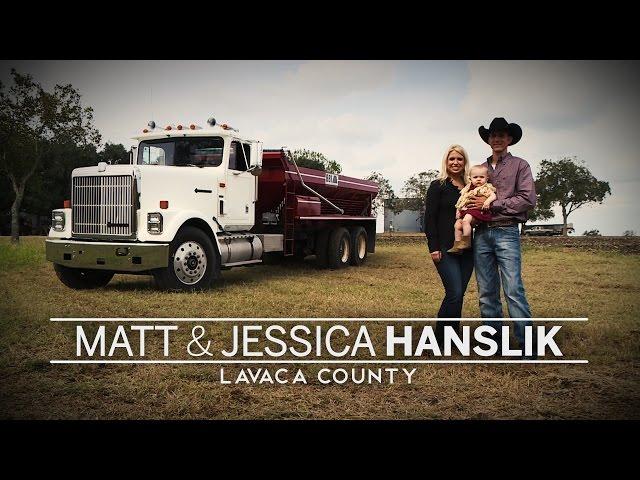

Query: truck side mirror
[249,141,263,175]
[247,164,262,176]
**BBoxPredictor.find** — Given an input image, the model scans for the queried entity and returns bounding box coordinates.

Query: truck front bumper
[46,239,169,272]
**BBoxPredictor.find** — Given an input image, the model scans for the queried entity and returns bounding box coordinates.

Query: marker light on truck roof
[190,124,197,130]
[177,124,183,130]
[220,123,238,132]
[165,125,172,131]
[143,129,149,133]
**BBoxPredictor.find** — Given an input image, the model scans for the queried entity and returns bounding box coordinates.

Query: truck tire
[54,264,114,289]
[327,227,351,270]
[349,226,368,266]
[315,229,330,268]
[153,226,219,291]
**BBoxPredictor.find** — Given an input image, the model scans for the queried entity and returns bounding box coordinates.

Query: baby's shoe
[458,235,472,250]
[447,241,463,255]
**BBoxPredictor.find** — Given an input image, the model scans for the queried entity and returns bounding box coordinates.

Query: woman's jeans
[473,225,532,348]
[434,250,474,345]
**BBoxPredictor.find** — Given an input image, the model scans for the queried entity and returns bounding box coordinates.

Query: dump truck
[45,118,379,291]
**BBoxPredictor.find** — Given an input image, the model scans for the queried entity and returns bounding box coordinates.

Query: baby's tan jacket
[454,183,497,210]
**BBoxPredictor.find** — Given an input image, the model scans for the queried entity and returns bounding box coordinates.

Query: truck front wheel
[153,226,219,291]
[327,227,351,270]
[54,264,114,289]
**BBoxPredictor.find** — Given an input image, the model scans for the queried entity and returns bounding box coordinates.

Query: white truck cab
[46,118,264,290]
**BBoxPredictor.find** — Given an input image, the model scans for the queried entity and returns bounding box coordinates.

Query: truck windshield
[138,137,224,167]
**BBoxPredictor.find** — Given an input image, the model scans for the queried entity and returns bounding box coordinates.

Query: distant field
[379,232,640,253]
[0,236,639,419]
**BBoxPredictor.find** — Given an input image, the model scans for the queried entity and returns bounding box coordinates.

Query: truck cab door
[221,140,255,230]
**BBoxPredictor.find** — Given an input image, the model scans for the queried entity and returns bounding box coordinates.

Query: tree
[527,204,555,222]
[535,157,611,236]
[519,186,556,234]
[0,140,131,237]
[623,230,636,237]
[98,142,129,164]
[291,149,341,174]
[527,187,555,223]
[401,170,439,211]
[18,141,99,233]
[366,171,399,214]
[583,229,601,236]
[0,69,100,243]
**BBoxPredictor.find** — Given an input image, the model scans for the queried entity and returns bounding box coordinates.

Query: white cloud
[280,61,396,98]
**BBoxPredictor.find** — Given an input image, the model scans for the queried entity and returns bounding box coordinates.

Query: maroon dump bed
[254,149,379,256]
[256,149,378,226]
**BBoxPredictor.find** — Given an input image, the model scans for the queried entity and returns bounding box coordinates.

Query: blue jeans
[434,250,474,345]
[473,225,532,348]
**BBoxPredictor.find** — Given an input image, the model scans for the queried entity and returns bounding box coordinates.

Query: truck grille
[72,175,136,237]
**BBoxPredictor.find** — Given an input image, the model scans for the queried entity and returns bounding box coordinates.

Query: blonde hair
[438,144,470,184]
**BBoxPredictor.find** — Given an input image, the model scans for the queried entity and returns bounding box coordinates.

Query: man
[466,117,536,357]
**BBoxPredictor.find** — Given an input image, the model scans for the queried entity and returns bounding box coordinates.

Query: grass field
[1,235,639,419]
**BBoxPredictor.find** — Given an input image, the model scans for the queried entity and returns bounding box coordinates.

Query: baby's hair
[469,164,489,176]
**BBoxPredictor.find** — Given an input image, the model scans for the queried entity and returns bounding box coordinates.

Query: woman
[423,145,474,347]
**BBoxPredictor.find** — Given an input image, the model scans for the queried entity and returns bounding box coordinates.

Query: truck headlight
[52,210,65,232]
[147,213,163,234]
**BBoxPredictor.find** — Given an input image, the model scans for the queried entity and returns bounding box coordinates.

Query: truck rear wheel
[349,226,368,266]
[54,264,114,289]
[153,226,219,291]
[327,227,351,270]
[315,229,330,268]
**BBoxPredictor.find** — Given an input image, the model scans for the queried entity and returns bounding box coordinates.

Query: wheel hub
[186,255,198,270]
[173,241,207,285]
[357,234,366,259]
[340,237,350,263]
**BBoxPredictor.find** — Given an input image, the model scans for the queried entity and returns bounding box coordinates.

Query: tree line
[0,69,130,242]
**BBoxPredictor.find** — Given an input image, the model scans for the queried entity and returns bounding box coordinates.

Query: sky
[2,60,639,235]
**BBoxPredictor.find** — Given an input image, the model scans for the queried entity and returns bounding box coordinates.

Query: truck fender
[164,211,222,258]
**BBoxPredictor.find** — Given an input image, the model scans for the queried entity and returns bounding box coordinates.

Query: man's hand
[466,194,487,210]
[455,210,461,219]
[430,251,442,263]
[482,199,492,211]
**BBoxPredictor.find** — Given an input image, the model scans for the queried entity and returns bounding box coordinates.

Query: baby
[447,164,497,254]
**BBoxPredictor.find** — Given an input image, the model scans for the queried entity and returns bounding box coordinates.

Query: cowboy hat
[478,117,522,145]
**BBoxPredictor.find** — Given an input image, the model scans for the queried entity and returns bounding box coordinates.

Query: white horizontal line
[284,171,377,190]
[50,360,588,364]
[50,317,589,322]
[338,179,378,189]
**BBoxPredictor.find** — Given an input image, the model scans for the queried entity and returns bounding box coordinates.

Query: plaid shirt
[483,152,536,223]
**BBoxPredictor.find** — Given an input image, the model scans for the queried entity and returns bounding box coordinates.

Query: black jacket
[423,178,462,253]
